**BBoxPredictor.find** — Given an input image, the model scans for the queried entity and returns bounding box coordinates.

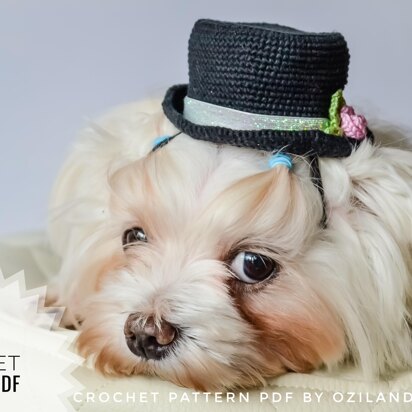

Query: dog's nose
[124,314,177,360]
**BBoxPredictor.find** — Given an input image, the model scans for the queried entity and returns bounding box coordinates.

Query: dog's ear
[48,99,176,255]
[46,234,125,329]
[320,141,412,377]
[323,141,412,256]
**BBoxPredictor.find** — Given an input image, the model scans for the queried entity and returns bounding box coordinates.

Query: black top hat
[162,19,373,157]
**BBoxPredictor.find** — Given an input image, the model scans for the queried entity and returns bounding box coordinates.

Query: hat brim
[162,84,373,158]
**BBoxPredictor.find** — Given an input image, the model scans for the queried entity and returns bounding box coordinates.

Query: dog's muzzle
[124,313,178,360]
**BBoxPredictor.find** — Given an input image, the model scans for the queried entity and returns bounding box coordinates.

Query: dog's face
[73,135,346,390]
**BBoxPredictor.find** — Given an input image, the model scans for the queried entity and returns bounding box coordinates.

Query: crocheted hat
[162,19,373,157]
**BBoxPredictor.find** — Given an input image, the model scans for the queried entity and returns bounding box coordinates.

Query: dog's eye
[230,252,277,283]
[122,227,147,248]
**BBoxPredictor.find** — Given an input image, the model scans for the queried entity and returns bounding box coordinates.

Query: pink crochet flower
[340,105,367,139]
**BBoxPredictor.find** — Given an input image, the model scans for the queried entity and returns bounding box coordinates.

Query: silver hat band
[183,97,329,132]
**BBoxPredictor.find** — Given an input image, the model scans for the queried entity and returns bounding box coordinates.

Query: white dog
[47,99,412,390]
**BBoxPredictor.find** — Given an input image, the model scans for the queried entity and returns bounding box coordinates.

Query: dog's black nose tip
[124,314,177,360]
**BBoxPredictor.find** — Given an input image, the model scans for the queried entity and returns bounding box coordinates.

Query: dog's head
[70,129,348,390]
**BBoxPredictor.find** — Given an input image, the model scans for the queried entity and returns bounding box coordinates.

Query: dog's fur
[47,99,412,390]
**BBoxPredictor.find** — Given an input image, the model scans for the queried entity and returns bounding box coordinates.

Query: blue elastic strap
[152,132,181,152]
[268,153,293,170]
[152,135,171,151]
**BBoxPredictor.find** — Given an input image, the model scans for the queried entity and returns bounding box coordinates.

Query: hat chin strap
[308,155,328,228]
[183,96,329,132]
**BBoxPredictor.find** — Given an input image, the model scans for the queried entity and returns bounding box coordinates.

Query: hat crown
[187,19,350,118]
